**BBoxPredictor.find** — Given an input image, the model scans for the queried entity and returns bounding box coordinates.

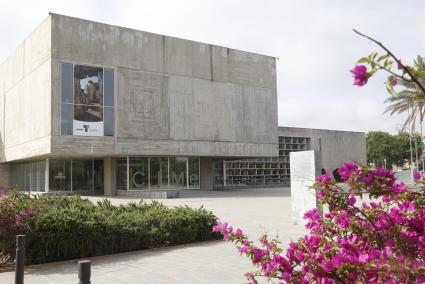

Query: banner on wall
[73,65,104,136]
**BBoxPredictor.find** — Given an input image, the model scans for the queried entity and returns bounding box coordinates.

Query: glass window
[104,107,114,136]
[115,158,128,190]
[104,69,114,107]
[61,103,73,135]
[38,160,46,192]
[72,160,93,191]
[61,63,73,104]
[150,157,168,189]
[129,158,149,190]
[169,157,187,189]
[49,160,71,191]
[9,161,46,192]
[188,157,200,189]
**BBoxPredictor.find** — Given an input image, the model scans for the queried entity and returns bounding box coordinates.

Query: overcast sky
[1,0,424,134]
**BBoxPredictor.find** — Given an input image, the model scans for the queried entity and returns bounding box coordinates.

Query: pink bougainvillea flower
[337,162,359,181]
[348,194,356,206]
[413,171,422,181]
[350,65,369,86]
[397,59,403,70]
[235,228,244,238]
[316,172,332,183]
[391,76,398,86]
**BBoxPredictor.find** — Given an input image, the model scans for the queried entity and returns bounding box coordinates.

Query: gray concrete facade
[0,13,278,164]
[49,14,278,159]
[0,13,279,192]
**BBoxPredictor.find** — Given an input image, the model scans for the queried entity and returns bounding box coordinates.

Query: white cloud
[1,0,424,134]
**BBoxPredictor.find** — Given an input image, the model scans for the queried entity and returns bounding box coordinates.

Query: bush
[0,189,38,265]
[0,192,220,265]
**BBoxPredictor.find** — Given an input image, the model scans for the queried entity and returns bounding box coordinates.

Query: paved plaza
[0,188,306,283]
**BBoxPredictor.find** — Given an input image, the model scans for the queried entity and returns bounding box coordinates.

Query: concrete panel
[51,14,164,73]
[211,46,229,82]
[117,68,170,139]
[290,150,322,225]
[169,76,244,142]
[23,16,51,77]
[228,49,277,89]
[4,136,51,161]
[168,76,278,145]
[4,60,51,149]
[241,86,278,144]
[3,44,25,93]
[165,37,211,80]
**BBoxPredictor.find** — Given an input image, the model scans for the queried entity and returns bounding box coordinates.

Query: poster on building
[73,65,104,136]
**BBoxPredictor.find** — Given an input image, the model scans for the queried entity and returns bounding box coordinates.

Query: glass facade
[129,157,149,190]
[116,156,200,190]
[169,157,187,189]
[10,161,46,192]
[9,156,199,193]
[188,157,200,188]
[149,157,168,189]
[49,159,103,192]
[49,160,71,191]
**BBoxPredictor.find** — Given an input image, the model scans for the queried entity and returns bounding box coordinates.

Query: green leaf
[369,52,378,61]
[384,60,393,69]
[377,54,390,62]
[371,61,376,70]
[357,57,370,64]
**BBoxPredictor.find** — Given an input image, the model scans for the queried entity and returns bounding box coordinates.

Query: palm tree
[384,56,425,170]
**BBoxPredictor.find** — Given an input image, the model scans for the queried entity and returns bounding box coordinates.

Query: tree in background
[366,131,423,169]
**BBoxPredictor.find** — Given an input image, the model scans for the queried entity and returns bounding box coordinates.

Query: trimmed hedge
[0,190,220,264]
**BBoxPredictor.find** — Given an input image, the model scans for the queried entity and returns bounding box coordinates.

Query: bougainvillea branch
[352,29,425,94]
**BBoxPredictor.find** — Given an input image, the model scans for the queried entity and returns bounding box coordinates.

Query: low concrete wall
[290,150,322,225]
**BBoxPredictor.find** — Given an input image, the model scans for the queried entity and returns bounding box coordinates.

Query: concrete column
[104,157,115,196]
[200,157,214,191]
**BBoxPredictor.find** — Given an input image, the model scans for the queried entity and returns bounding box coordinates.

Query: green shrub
[0,192,220,265]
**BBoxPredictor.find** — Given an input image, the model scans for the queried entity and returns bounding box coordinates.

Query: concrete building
[0,14,365,197]
[213,127,366,188]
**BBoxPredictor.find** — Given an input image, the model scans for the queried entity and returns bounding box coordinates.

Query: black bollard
[15,235,25,284]
[78,260,91,284]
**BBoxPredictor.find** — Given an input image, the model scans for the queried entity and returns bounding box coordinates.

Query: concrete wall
[279,127,366,171]
[0,15,52,188]
[49,13,278,158]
